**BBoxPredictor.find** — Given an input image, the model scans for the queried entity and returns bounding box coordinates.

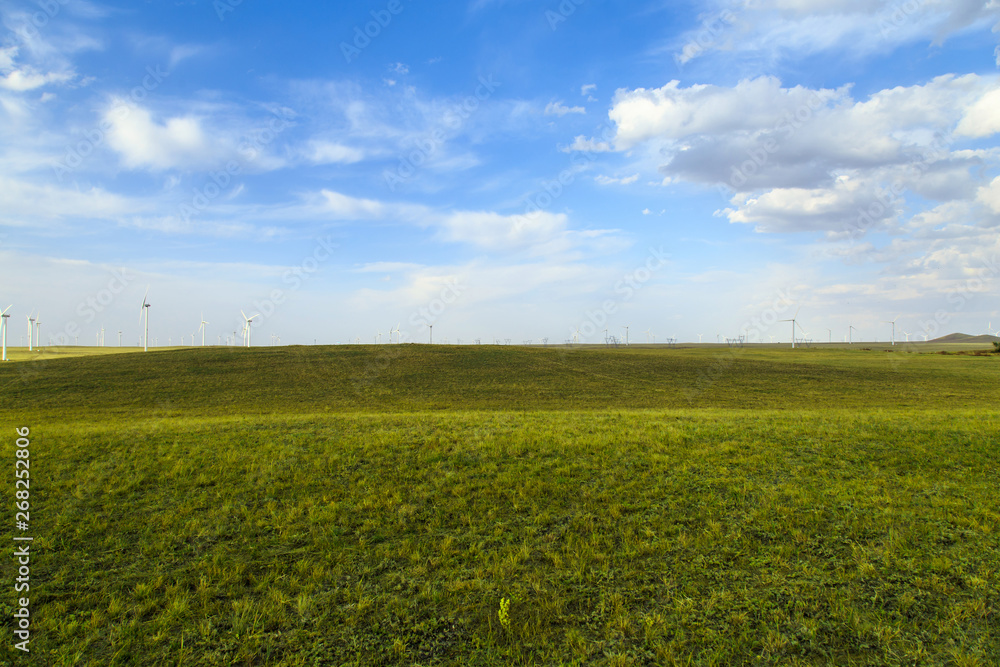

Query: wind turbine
[988,322,998,338]
[698,334,703,344]
[33,313,40,349]
[241,310,259,347]
[849,325,856,345]
[140,287,151,352]
[0,305,11,361]
[826,328,832,344]
[645,328,653,343]
[884,316,899,346]
[779,307,800,348]
[199,313,209,346]
[902,330,912,342]
[391,323,400,344]
[573,328,580,344]
[428,324,433,344]
[26,312,35,352]
[118,331,122,347]
[622,325,629,346]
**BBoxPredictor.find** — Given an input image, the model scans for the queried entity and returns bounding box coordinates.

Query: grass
[0,345,998,665]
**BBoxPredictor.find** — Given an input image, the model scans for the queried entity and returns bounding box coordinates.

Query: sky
[2,0,999,347]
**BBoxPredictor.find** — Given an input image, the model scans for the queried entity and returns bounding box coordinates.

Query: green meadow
[0,345,998,665]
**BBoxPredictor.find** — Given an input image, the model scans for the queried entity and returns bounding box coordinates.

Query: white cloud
[581,84,597,96]
[671,0,1000,65]
[594,74,1000,235]
[955,88,1000,137]
[978,176,1000,214]
[305,141,365,164]
[595,174,640,185]
[318,190,387,219]
[561,136,612,153]
[0,176,136,222]
[439,210,568,250]
[723,174,903,234]
[104,103,226,170]
[545,100,586,116]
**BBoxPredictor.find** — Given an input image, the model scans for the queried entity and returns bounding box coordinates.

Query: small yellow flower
[498,597,511,631]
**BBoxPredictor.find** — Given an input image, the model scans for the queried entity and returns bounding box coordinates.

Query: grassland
[1,345,998,665]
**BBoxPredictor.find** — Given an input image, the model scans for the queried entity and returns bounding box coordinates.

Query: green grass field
[1,345,998,665]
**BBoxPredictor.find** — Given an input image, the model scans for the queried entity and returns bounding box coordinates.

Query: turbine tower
[241,310,259,347]
[884,316,899,346]
[0,305,11,361]
[199,313,209,346]
[140,287,151,352]
[26,312,35,352]
[33,313,40,349]
[779,307,800,348]
[849,325,856,345]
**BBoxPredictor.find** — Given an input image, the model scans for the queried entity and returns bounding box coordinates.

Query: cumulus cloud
[591,73,1000,235]
[978,176,1000,214]
[104,103,229,170]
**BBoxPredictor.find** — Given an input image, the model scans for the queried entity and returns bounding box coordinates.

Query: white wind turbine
[622,325,630,345]
[26,312,35,352]
[0,305,11,361]
[902,330,912,342]
[884,316,899,346]
[849,325,857,345]
[33,313,40,349]
[645,328,654,343]
[241,310,259,347]
[573,328,580,344]
[199,313,209,346]
[779,307,800,348]
[140,287,151,352]
[988,322,998,337]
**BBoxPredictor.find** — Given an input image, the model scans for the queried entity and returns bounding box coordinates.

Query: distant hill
[930,333,1000,344]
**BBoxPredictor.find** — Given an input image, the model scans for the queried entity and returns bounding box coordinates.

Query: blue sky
[2,0,999,346]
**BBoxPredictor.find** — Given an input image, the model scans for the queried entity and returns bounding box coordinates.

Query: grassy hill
[1,346,998,665]
[1,343,998,422]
